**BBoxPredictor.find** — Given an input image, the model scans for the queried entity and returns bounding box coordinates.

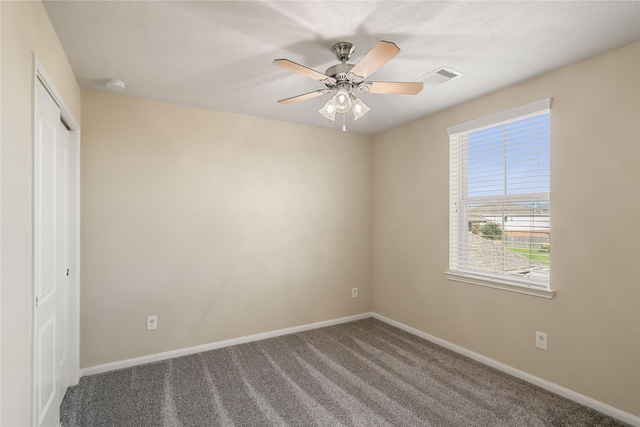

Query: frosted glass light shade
[333,88,352,113]
[319,98,337,121]
[352,97,371,120]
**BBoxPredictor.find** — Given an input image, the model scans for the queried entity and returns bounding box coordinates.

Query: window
[446,99,553,298]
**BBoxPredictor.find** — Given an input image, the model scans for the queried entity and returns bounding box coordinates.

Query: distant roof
[467,232,543,272]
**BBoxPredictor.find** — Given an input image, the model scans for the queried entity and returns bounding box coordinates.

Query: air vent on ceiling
[419,66,464,86]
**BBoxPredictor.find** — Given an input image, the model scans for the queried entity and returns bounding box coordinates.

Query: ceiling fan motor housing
[324,63,355,82]
[324,63,369,94]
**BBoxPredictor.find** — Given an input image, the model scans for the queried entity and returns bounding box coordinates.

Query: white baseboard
[80,312,373,377]
[372,312,640,427]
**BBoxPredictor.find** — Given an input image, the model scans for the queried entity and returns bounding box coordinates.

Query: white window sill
[445,271,555,299]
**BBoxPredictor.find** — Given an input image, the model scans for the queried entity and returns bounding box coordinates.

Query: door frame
[32,55,81,421]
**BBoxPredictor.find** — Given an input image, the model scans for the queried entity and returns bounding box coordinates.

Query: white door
[34,79,70,427]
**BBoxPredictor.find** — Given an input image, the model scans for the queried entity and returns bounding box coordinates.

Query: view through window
[448,99,551,291]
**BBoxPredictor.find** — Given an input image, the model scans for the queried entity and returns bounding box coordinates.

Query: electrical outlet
[352,288,358,298]
[536,331,547,350]
[147,315,158,331]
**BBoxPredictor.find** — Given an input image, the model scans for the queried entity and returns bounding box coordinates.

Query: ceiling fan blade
[277,89,332,104]
[350,41,400,79]
[366,81,424,95]
[273,59,337,84]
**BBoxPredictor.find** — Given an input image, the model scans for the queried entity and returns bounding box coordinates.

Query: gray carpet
[61,318,629,426]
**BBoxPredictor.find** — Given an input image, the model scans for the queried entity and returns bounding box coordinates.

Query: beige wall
[80,91,372,367]
[0,1,81,425]
[372,42,640,416]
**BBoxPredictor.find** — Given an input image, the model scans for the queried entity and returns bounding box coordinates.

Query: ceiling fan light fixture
[351,96,371,120]
[319,98,337,121]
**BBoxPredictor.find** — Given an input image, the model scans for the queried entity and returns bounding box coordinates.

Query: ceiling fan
[274,41,423,129]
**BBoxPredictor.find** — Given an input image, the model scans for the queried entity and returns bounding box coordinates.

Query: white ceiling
[44,1,639,135]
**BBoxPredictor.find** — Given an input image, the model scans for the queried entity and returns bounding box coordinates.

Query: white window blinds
[448,99,551,292]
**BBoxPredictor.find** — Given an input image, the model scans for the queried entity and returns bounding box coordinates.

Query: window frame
[446,99,554,299]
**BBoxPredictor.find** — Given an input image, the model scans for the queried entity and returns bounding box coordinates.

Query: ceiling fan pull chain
[342,113,346,133]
